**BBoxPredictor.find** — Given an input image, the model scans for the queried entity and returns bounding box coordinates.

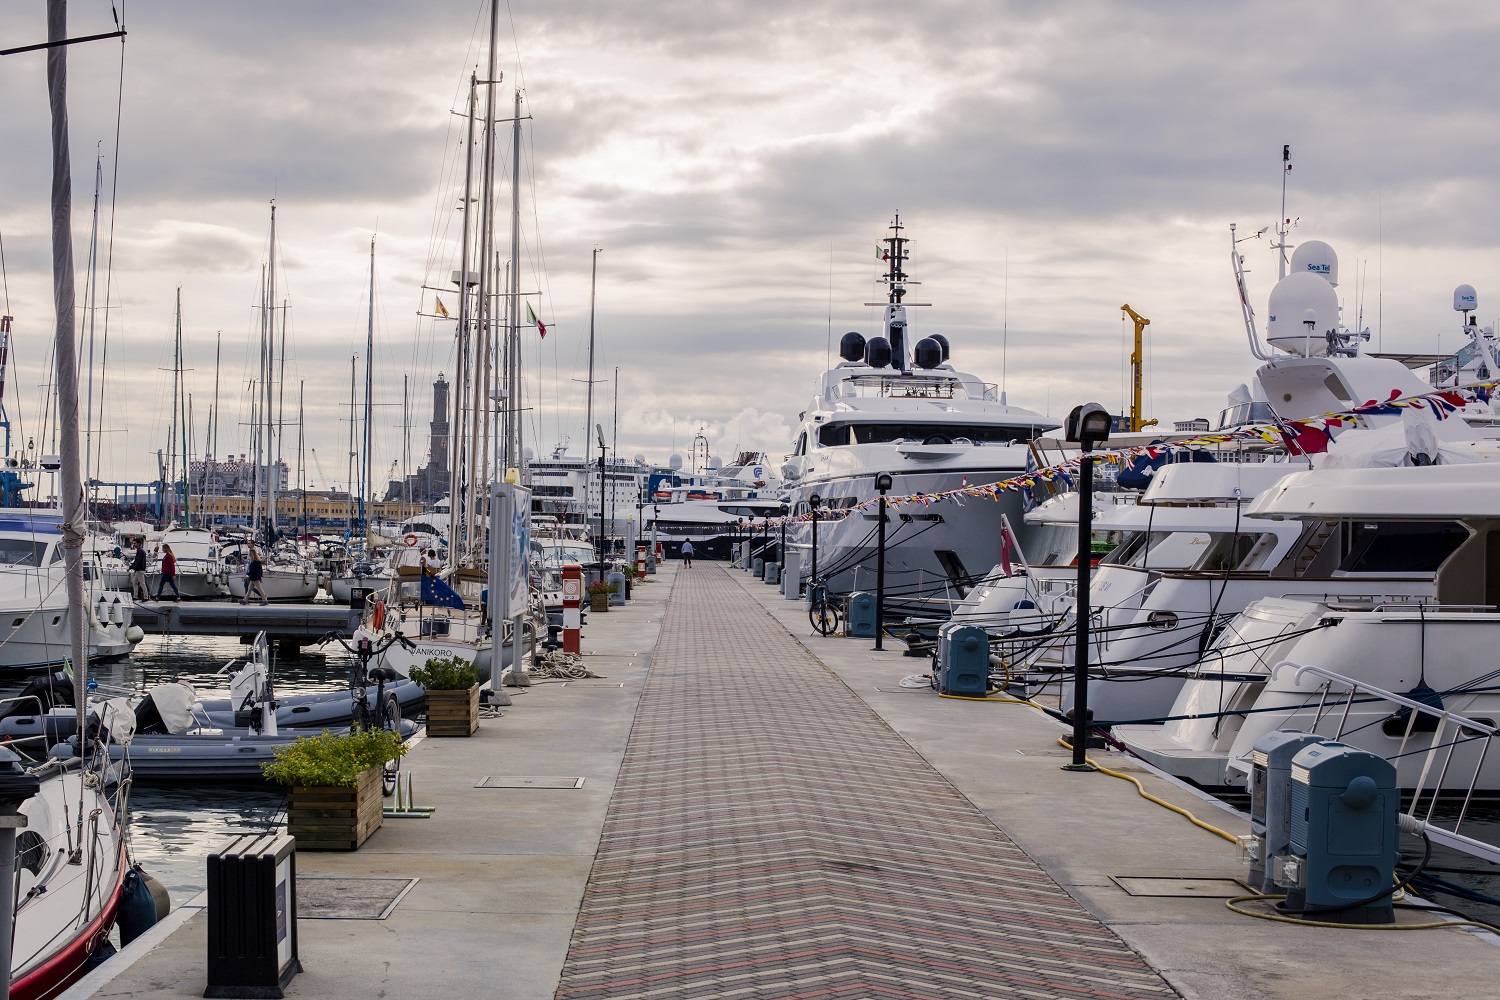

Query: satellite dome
[522,446,535,462]
[929,333,950,361]
[633,453,646,465]
[839,331,866,362]
[708,456,722,469]
[865,336,892,368]
[668,453,684,470]
[1455,284,1478,313]
[1289,240,1338,286]
[912,338,943,370]
[1266,271,1341,357]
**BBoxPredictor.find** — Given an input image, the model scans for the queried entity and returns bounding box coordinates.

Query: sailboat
[9,6,134,993]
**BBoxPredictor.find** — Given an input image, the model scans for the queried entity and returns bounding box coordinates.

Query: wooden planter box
[287,767,383,851]
[589,593,611,612]
[425,683,480,737]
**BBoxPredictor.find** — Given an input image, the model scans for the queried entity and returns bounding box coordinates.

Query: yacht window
[818,422,1032,446]
[1197,532,1267,572]
[1338,521,1469,574]
[794,432,807,456]
[0,539,49,566]
[1102,530,1149,566]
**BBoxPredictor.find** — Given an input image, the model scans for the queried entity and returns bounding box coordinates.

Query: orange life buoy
[371,600,386,631]
[403,533,418,547]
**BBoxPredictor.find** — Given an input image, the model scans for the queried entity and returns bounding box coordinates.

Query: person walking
[680,539,694,569]
[242,545,268,605]
[155,544,181,601]
[130,540,149,601]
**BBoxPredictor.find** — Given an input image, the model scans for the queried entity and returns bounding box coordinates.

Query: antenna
[1276,144,1292,279]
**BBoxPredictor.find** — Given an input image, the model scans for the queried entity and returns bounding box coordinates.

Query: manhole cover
[1110,875,1250,898]
[298,877,419,919]
[475,776,585,789]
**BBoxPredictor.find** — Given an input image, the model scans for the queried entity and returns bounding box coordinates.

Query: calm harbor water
[5,633,1500,924]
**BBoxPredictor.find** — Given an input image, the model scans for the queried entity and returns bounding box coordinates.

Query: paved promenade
[553,566,1174,998]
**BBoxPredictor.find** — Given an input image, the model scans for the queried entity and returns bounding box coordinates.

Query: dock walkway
[69,563,1500,1000]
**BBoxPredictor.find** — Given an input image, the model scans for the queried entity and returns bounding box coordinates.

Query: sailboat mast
[449,75,478,552]
[508,87,522,474]
[178,296,191,527]
[402,374,411,517]
[297,380,306,532]
[82,151,102,512]
[362,234,375,534]
[346,356,356,538]
[250,265,265,537]
[209,330,220,525]
[45,0,88,728]
[265,202,278,543]
[585,247,599,514]
[168,286,181,524]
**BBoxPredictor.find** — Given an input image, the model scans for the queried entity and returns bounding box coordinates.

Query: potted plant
[263,729,407,850]
[409,655,481,737]
[586,580,615,612]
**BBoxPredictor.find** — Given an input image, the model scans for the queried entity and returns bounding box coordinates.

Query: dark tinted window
[1339,521,1469,573]
[818,422,1032,446]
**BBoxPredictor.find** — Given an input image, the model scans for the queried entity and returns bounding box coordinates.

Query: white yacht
[223,538,319,602]
[1115,462,1500,792]
[0,512,139,669]
[150,525,229,599]
[644,451,787,560]
[783,216,1058,600]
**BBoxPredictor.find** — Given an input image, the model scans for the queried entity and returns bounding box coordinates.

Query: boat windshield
[539,542,596,567]
[818,422,1034,446]
[0,538,54,567]
[1103,530,1272,572]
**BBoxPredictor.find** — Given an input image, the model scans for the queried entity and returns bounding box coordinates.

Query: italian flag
[876,244,889,261]
[527,302,547,338]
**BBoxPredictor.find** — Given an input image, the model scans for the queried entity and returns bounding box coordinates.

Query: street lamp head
[874,472,893,494]
[808,492,821,509]
[1065,402,1112,451]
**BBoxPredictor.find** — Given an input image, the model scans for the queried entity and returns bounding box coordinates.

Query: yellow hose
[1056,737,1241,845]
[1226,894,1492,931]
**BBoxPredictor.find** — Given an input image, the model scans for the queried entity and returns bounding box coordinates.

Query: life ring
[371,600,387,631]
[404,534,419,547]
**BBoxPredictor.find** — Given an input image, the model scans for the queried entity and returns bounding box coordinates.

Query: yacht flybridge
[784,216,1058,601]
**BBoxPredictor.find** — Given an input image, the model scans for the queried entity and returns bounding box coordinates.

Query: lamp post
[1062,402,1112,771]
[874,471,892,651]
[808,493,821,593]
[595,423,607,565]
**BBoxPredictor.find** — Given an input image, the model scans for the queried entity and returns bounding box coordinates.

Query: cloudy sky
[2,1,1499,492]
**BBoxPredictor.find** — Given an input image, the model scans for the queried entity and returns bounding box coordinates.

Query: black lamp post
[874,471,892,651]
[1063,402,1111,771]
[808,493,821,592]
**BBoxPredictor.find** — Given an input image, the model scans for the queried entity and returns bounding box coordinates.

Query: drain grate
[475,775,585,789]
[1110,875,1251,898]
[298,877,419,919]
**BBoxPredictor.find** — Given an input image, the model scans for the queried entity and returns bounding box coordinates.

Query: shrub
[261,728,407,787]
[585,581,618,596]
[408,655,479,691]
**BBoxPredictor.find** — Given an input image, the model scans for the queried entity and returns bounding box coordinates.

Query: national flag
[420,573,466,610]
[527,302,547,339]
[434,297,449,318]
[999,514,1018,577]
[876,244,889,261]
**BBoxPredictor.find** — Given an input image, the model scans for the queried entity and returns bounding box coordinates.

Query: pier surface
[70,564,1500,1000]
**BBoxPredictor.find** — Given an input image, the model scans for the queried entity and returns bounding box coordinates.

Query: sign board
[562,576,582,601]
[488,482,533,625]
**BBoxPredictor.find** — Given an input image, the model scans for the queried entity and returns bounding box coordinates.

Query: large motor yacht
[783,216,1058,601]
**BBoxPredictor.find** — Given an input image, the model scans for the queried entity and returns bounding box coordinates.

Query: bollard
[562,563,582,654]
[636,545,647,576]
[205,833,301,998]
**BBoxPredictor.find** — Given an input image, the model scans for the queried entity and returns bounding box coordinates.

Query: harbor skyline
[2,1,1500,490]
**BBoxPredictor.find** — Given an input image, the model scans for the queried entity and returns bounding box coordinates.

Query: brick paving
[554,566,1178,999]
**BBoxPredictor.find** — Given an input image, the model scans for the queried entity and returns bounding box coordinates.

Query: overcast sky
[3,1,1499,492]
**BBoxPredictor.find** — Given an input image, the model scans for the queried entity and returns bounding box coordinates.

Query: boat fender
[404,533,419,547]
[125,625,145,645]
[371,600,387,631]
[144,869,172,920]
[118,866,162,945]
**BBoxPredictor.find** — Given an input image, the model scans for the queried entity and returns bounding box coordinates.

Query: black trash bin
[205,833,301,999]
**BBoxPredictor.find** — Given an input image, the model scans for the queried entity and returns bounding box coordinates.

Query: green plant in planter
[585,581,618,596]
[408,655,479,690]
[261,729,408,787]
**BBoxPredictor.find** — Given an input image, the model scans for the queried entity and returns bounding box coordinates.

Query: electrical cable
[1226,893,1497,932]
[1056,736,1241,844]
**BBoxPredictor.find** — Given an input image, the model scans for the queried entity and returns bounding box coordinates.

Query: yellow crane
[1120,304,1158,433]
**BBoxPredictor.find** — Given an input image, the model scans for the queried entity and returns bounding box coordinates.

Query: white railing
[1272,660,1500,866]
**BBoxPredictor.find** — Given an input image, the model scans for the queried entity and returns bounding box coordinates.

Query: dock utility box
[937,623,989,696]
[206,833,301,998]
[764,562,780,585]
[1275,742,1397,924]
[752,556,765,578]
[1246,730,1326,892]
[846,592,877,638]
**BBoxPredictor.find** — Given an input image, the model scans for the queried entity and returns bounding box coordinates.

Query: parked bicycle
[807,580,842,636]
[322,630,414,796]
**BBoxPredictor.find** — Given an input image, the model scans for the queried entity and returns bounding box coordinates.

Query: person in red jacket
[156,543,181,601]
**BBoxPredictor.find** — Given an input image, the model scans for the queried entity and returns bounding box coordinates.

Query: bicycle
[807,580,842,636]
[322,630,414,796]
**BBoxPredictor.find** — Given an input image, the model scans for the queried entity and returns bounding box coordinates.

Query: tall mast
[449,74,477,552]
[178,292,190,527]
[1276,144,1291,280]
[346,356,356,539]
[209,330,220,524]
[167,286,181,524]
[297,380,305,533]
[585,246,599,488]
[468,1,501,558]
[507,87,522,474]
[361,234,375,535]
[264,202,279,544]
[45,0,87,720]
[401,374,410,517]
[82,151,101,513]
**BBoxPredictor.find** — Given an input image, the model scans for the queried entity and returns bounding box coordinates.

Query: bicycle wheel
[809,601,840,636]
[381,695,402,797]
[351,697,372,733]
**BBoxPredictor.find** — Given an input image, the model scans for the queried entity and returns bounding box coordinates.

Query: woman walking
[242,545,268,605]
[156,544,181,601]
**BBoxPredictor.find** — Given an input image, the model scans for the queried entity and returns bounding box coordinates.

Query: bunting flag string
[746,380,1500,531]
